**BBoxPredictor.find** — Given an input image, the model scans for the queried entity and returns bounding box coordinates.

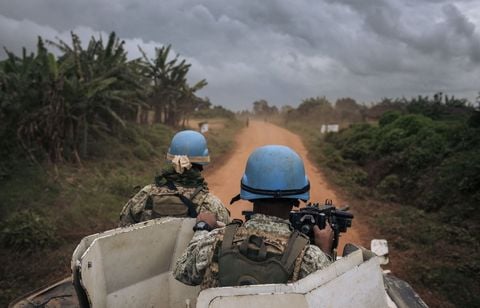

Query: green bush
[402,128,446,172]
[293,94,480,307]
[320,106,479,222]
[119,123,142,143]
[133,139,155,160]
[390,114,433,135]
[349,168,369,186]
[419,150,480,221]
[0,210,60,250]
[323,145,346,171]
[375,128,407,154]
[105,174,141,198]
[416,264,480,307]
[379,111,402,127]
[377,174,401,192]
[143,124,173,150]
[468,110,480,128]
[341,138,374,164]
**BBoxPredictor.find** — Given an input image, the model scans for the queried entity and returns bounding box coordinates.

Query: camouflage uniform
[119,166,230,227]
[173,213,332,288]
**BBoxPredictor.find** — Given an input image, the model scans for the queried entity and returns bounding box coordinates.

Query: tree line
[0,32,210,165]
[249,93,475,128]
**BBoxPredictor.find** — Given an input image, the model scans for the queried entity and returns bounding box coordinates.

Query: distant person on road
[174,145,333,288]
[246,117,249,127]
[119,130,230,227]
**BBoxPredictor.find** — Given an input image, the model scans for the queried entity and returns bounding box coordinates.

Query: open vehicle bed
[10,218,427,308]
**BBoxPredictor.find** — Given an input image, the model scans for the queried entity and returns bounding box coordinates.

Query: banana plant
[139,44,201,126]
[50,32,145,158]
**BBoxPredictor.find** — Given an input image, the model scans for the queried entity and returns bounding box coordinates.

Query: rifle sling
[221,223,241,252]
[281,231,309,271]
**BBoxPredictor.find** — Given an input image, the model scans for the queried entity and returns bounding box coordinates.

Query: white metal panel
[77,218,199,308]
[209,294,307,308]
[80,239,108,307]
[72,226,127,271]
[105,272,170,307]
[197,249,389,308]
[305,257,387,307]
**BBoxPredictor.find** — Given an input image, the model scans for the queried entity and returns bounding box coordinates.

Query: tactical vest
[144,181,203,218]
[217,223,309,287]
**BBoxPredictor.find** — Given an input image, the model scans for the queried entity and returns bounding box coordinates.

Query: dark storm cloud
[0,1,479,109]
[361,3,480,63]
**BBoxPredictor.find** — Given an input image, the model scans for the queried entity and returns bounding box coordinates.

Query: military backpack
[145,181,202,218]
[217,222,309,286]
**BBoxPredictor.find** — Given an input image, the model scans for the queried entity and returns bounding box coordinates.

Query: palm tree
[139,45,204,126]
[177,79,207,127]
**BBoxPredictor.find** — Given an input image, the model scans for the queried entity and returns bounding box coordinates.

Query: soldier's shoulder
[203,191,224,204]
[135,183,156,194]
[191,188,217,204]
[201,193,229,216]
[124,184,158,207]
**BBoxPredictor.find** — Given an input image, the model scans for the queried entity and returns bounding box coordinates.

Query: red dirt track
[205,120,366,250]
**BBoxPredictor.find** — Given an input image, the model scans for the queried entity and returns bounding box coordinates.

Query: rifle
[289,199,353,257]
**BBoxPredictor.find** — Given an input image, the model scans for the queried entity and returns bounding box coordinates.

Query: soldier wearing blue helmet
[174,145,333,288]
[119,130,230,227]
[166,130,211,165]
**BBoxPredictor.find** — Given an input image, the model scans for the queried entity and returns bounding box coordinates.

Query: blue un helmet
[166,130,210,165]
[231,145,310,203]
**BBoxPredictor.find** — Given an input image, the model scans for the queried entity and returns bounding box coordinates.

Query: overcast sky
[1,0,479,110]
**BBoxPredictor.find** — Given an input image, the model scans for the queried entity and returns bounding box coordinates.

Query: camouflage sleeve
[118,184,153,227]
[197,193,230,225]
[173,228,223,286]
[298,245,332,279]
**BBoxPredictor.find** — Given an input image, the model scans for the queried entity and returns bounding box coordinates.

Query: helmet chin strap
[230,194,242,205]
[240,182,310,198]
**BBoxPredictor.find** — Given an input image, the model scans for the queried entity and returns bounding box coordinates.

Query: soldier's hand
[313,224,334,256]
[197,211,219,229]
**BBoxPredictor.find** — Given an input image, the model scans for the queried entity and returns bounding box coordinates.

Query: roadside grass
[0,119,241,306]
[285,120,478,308]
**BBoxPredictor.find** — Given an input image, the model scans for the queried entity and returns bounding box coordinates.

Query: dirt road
[205,120,367,250]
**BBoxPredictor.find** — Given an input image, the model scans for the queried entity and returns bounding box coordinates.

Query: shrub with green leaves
[133,139,155,160]
[321,103,480,225]
[290,93,480,307]
[378,111,402,127]
[0,210,60,250]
